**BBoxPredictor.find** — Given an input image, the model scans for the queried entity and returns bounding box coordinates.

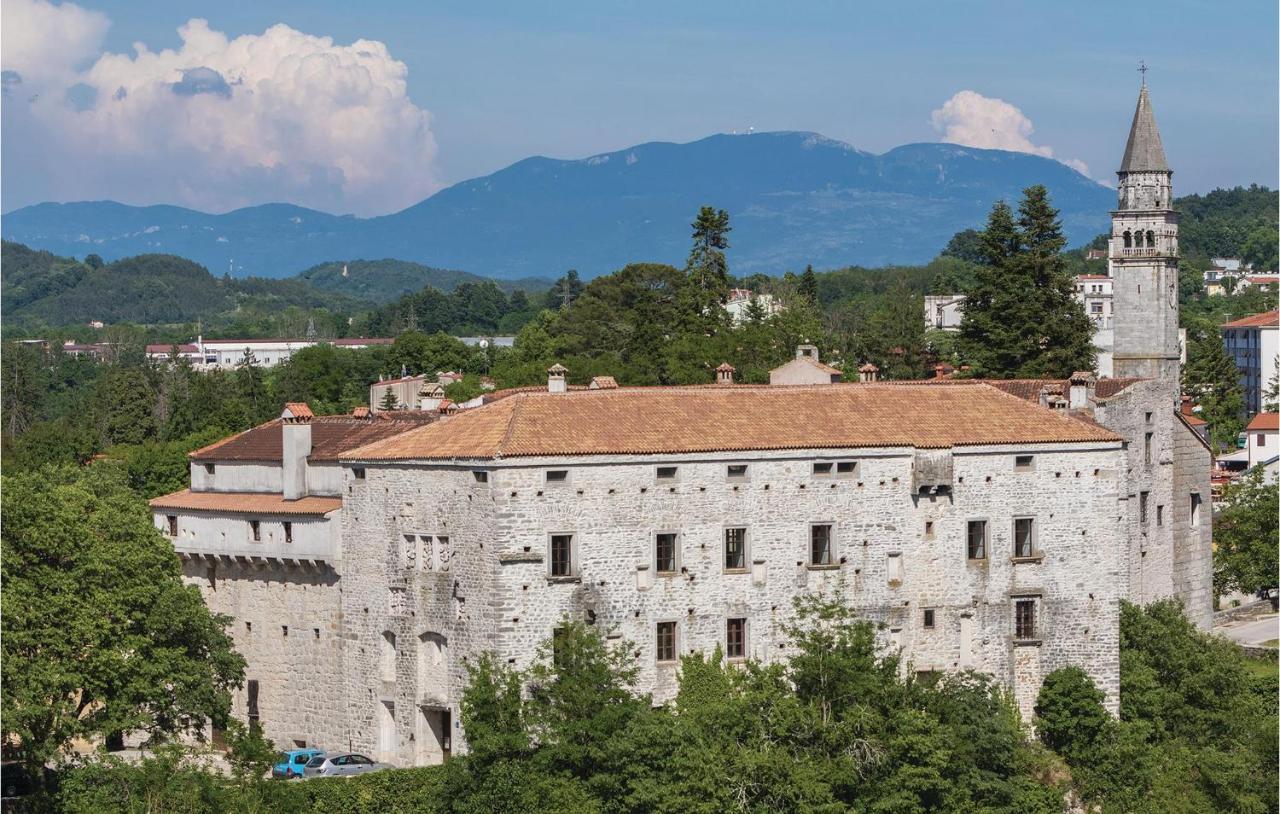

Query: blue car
[273,748,324,779]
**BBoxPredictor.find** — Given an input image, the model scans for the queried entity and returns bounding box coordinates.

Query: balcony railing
[1114,246,1178,258]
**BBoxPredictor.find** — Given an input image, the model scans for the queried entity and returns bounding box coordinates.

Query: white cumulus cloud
[930,90,1089,179]
[1,0,439,214]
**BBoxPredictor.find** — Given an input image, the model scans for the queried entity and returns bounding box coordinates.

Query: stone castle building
[151,84,1211,765]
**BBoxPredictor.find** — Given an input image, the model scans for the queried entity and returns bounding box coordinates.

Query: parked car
[303,753,392,778]
[273,748,325,779]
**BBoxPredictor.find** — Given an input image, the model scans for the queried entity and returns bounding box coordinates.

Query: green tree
[1182,317,1245,449]
[235,350,274,426]
[957,188,1095,377]
[379,388,400,411]
[799,264,819,305]
[1213,465,1280,597]
[1263,357,1279,412]
[677,207,733,335]
[940,228,986,264]
[95,366,157,446]
[1241,223,1279,272]
[1,340,45,437]
[1,465,244,793]
[1035,667,1112,765]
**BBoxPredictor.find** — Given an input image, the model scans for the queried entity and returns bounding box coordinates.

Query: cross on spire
[1138,59,1148,86]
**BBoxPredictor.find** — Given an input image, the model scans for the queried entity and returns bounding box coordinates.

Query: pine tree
[799,264,819,305]
[677,207,733,334]
[1183,319,1245,449]
[235,350,271,425]
[379,389,400,412]
[957,187,1095,378]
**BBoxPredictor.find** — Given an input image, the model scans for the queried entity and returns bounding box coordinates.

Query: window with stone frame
[167,515,178,537]
[727,464,749,481]
[724,527,747,571]
[726,617,746,659]
[923,608,935,629]
[1013,517,1035,558]
[836,461,857,477]
[656,621,677,662]
[656,466,679,481]
[250,520,261,542]
[812,462,834,477]
[1144,432,1153,465]
[1014,599,1037,640]
[966,520,987,560]
[283,521,292,544]
[655,532,678,574]
[1140,491,1149,526]
[549,533,575,577]
[810,523,834,566]
[1190,493,1202,526]
[1156,504,1164,527]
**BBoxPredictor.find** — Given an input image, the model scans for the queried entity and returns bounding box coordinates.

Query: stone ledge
[498,551,544,564]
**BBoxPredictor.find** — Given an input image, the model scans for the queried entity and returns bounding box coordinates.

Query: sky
[3,0,1277,216]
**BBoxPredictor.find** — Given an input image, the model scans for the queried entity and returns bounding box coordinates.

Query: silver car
[303,753,393,778]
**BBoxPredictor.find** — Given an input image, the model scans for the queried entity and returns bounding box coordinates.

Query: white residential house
[1221,310,1279,416]
[724,288,782,324]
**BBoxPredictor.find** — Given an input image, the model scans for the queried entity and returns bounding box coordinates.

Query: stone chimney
[281,402,313,500]
[858,362,880,383]
[715,362,735,386]
[1068,371,1095,409]
[795,344,819,361]
[547,363,568,394]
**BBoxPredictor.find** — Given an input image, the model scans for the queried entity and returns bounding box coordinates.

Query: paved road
[1216,614,1279,646]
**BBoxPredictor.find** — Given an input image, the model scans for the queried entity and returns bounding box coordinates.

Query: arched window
[1146,230,1156,247]
[381,631,397,682]
[1123,231,1132,249]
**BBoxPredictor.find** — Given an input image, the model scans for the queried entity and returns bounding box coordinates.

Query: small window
[656,621,676,662]
[549,534,574,577]
[207,565,217,591]
[656,466,678,480]
[810,524,833,566]
[923,608,935,629]
[472,471,488,483]
[924,521,934,540]
[1139,491,1149,525]
[282,625,289,637]
[1156,505,1164,527]
[1258,434,1267,447]
[1014,518,1035,558]
[727,464,749,481]
[1014,455,1034,471]
[352,467,366,480]
[724,527,747,571]
[726,618,746,659]
[204,463,216,475]
[1145,411,1153,423]
[1014,600,1037,640]
[836,461,857,476]
[655,533,678,574]
[546,470,569,484]
[167,515,178,536]
[1190,493,1202,527]
[250,520,261,542]
[966,520,987,560]
[1144,432,1153,465]
[812,462,833,477]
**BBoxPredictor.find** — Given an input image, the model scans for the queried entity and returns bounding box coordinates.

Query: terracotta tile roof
[150,489,342,516]
[1075,274,1109,280]
[1221,310,1279,329]
[589,376,619,390]
[1245,276,1279,284]
[283,402,314,420]
[1247,413,1279,431]
[342,383,1120,462]
[922,378,1142,402]
[190,415,428,463]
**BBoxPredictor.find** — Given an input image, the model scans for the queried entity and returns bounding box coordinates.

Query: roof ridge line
[495,393,527,458]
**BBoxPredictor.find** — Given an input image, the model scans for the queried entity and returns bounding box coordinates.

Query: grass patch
[1260,639,1279,648]
[1241,656,1278,680]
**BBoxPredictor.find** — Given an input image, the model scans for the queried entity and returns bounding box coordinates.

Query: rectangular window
[250,520,261,542]
[1190,493,1202,527]
[1144,432,1153,464]
[546,470,568,484]
[656,466,678,480]
[1258,434,1267,447]
[724,527,747,571]
[472,471,488,483]
[549,534,574,577]
[1140,491,1149,525]
[726,618,746,659]
[1156,505,1164,527]
[352,467,366,480]
[812,462,833,477]
[836,461,857,476]
[207,565,217,591]
[167,515,178,536]
[1014,600,1037,640]
[656,621,676,662]
[924,520,934,540]
[283,522,292,544]
[966,520,987,560]
[923,608,935,629]
[655,533,678,574]
[810,524,833,566]
[204,463,216,475]
[1014,455,1034,470]
[1014,518,1035,558]
[727,464,749,481]
[247,679,260,734]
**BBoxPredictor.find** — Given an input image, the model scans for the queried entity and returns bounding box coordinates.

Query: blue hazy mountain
[2,132,1114,279]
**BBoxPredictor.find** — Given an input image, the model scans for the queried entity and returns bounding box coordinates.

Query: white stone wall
[154,510,339,562]
[191,462,282,493]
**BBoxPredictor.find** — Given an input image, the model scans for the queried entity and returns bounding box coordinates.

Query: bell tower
[1109,76,1180,396]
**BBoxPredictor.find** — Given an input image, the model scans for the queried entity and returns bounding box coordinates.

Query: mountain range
[2,132,1116,279]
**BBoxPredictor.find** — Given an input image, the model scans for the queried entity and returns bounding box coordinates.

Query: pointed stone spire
[1119,85,1169,173]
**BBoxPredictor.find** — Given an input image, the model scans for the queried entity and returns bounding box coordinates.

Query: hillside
[1,132,1114,279]
[0,241,365,329]
[296,259,550,304]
